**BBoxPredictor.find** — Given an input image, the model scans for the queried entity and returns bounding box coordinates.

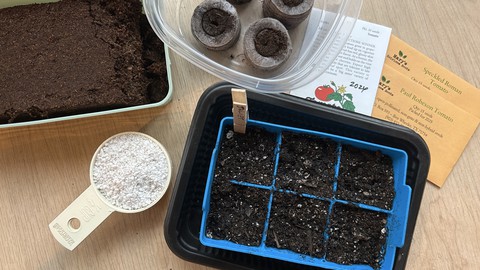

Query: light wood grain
[1,0,479,269]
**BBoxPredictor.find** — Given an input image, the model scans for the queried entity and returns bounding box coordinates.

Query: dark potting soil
[275,132,337,198]
[206,182,270,246]
[336,145,395,210]
[326,203,388,268]
[206,125,396,267]
[266,192,329,258]
[214,125,277,186]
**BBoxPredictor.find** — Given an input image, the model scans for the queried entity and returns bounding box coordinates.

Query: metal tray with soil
[164,82,430,270]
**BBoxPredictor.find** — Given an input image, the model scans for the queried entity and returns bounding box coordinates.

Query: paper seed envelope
[372,64,479,187]
[384,35,480,119]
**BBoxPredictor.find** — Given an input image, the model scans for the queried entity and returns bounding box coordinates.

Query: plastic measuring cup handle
[49,185,114,250]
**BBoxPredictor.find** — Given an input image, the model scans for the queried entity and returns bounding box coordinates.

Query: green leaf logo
[381,76,390,84]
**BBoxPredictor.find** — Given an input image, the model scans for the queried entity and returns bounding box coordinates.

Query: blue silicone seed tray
[200,117,411,270]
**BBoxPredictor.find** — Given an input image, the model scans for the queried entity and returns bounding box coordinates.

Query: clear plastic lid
[143,0,363,92]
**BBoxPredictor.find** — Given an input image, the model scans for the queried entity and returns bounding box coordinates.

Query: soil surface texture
[0,0,168,124]
[206,182,270,246]
[254,29,288,57]
[214,125,277,186]
[336,145,395,209]
[202,8,232,36]
[276,132,338,198]
[266,192,329,258]
[206,126,395,268]
[326,203,388,268]
[283,0,304,7]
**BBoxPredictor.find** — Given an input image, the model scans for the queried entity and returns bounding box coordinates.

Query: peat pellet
[227,0,252,4]
[263,0,314,29]
[244,18,292,71]
[191,0,241,50]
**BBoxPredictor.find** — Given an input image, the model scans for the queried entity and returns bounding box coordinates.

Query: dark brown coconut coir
[0,0,168,124]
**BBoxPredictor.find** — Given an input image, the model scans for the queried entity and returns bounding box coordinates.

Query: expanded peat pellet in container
[91,133,169,211]
[191,0,241,51]
[243,18,292,71]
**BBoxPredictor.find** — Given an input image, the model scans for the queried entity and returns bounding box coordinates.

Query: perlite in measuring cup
[49,132,171,250]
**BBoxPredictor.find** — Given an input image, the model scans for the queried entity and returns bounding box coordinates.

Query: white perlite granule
[91,133,169,211]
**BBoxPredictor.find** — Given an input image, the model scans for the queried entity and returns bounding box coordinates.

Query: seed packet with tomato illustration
[289,19,392,116]
[314,81,356,112]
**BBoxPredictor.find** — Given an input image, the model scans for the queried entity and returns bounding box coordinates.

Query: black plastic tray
[164,82,430,270]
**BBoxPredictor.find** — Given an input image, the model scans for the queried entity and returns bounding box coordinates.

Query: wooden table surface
[1,0,479,269]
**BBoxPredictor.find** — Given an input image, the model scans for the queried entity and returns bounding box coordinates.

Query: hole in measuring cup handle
[49,185,116,251]
[68,218,81,231]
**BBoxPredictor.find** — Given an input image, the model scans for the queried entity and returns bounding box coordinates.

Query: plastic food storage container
[0,0,173,129]
[200,117,410,270]
[143,0,362,92]
[164,82,430,270]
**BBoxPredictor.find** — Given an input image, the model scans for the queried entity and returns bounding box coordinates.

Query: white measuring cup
[49,132,171,250]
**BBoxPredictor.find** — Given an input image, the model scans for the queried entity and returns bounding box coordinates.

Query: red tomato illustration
[315,86,334,101]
